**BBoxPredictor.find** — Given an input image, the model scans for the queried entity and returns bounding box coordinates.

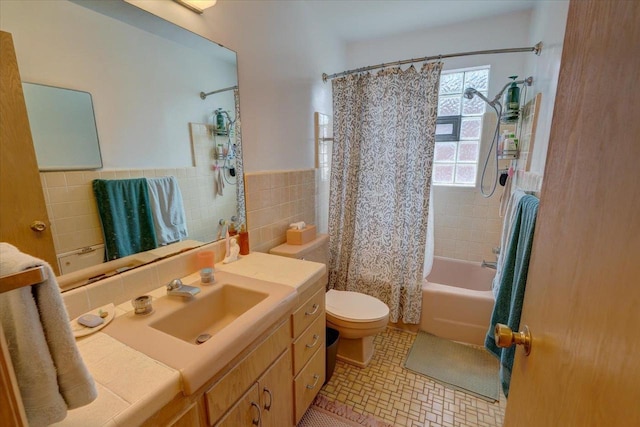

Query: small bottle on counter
[228,222,237,236]
[200,267,214,284]
[238,224,250,255]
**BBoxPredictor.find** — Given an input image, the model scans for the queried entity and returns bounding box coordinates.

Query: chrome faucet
[481,260,497,270]
[166,279,200,298]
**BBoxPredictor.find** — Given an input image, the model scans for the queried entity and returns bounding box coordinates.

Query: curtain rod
[322,42,543,82]
[200,85,238,100]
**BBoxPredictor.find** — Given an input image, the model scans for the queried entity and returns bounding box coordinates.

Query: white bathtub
[420,256,495,346]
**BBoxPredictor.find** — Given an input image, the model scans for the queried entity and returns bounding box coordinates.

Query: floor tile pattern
[319,328,507,427]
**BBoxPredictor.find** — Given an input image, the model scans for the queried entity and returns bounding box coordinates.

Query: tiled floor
[319,328,507,427]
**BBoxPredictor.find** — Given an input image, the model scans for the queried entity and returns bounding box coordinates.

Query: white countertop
[216,252,325,293]
[52,251,324,425]
[52,333,181,427]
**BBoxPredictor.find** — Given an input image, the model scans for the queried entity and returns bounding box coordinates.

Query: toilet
[269,234,390,367]
[325,289,389,367]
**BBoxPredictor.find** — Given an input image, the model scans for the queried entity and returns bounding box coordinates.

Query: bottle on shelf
[499,130,510,153]
[238,224,249,255]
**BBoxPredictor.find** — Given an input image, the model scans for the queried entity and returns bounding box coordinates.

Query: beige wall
[244,169,317,253]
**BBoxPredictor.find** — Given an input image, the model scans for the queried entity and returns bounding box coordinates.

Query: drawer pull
[263,387,273,411]
[250,401,261,425]
[305,334,320,349]
[305,303,320,316]
[305,374,320,390]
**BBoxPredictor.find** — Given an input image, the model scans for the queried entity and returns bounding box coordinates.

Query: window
[433,67,490,186]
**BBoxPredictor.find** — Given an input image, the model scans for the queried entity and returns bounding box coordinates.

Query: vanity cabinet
[204,320,291,426]
[215,383,260,427]
[291,279,326,424]
[216,348,292,427]
[145,272,327,427]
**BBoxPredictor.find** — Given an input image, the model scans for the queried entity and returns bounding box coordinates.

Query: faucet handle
[167,279,183,291]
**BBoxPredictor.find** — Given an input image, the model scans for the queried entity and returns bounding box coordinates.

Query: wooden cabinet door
[259,349,293,427]
[215,383,260,427]
[0,31,58,274]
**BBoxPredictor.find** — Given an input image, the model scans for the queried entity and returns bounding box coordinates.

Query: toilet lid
[325,290,389,323]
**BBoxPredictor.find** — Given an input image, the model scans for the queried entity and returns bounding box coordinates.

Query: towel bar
[0,266,47,294]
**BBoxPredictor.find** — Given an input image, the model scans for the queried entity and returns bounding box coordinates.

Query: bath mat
[302,395,394,427]
[404,331,500,401]
[297,406,361,427]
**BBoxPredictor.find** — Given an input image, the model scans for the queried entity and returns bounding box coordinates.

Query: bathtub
[420,256,495,346]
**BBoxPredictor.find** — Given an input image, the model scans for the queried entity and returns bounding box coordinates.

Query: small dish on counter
[70,303,115,338]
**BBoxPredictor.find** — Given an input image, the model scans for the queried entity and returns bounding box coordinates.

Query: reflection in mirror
[23,83,103,171]
[0,0,243,290]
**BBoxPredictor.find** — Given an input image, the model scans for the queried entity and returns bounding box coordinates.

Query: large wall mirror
[0,0,243,290]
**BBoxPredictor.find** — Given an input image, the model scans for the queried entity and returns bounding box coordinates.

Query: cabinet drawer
[293,344,325,424]
[292,313,325,375]
[292,288,324,338]
[205,320,290,426]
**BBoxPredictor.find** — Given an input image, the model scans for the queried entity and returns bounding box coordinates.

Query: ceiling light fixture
[173,0,217,14]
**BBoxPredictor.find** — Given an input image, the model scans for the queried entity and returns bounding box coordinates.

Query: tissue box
[286,225,317,245]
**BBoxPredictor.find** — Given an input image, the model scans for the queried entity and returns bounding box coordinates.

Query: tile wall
[244,169,317,253]
[62,239,227,320]
[40,123,237,264]
[43,157,498,274]
[432,186,504,262]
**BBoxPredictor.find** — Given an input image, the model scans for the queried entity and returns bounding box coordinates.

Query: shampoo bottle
[238,224,249,255]
[506,76,520,112]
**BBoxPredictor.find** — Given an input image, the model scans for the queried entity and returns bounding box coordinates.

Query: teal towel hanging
[485,194,539,397]
[93,178,158,261]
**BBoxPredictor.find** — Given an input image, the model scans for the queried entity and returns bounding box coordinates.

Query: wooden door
[504,1,640,425]
[259,349,293,427]
[0,31,58,274]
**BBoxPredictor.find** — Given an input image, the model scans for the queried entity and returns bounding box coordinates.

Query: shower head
[463,87,494,106]
[464,76,533,110]
[463,87,476,100]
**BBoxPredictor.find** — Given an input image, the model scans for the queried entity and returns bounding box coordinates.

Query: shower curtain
[328,63,442,324]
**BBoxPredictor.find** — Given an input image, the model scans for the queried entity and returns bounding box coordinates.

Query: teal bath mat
[404,331,500,401]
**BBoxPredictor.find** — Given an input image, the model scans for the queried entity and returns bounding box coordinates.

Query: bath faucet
[166,279,201,298]
[481,260,497,270]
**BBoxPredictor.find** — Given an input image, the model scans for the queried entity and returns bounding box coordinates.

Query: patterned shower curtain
[328,63,442,324]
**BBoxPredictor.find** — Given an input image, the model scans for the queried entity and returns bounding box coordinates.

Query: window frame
[433,66,490,187]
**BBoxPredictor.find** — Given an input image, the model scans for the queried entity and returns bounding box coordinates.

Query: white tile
[86,278,124,308]
[50,382,128,427]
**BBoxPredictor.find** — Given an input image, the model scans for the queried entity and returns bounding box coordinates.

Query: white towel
[146,176,188,245]
[215,168,225,197]
[0,243,97,426]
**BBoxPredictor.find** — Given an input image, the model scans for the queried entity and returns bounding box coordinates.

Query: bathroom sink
[149,284,268,344]
[103,270,296,395]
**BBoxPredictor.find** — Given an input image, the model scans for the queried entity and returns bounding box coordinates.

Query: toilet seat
[325,290,389,323]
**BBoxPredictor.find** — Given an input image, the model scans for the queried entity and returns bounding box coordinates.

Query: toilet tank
[269,234,328,264]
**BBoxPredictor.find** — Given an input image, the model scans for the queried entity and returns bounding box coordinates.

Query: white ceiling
[304,0,538,42]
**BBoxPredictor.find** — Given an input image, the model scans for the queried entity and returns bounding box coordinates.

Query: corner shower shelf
[497,150,519,160]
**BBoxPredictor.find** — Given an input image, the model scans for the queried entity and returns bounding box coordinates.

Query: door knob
[494,323,532,356]
[30,221,47,232]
